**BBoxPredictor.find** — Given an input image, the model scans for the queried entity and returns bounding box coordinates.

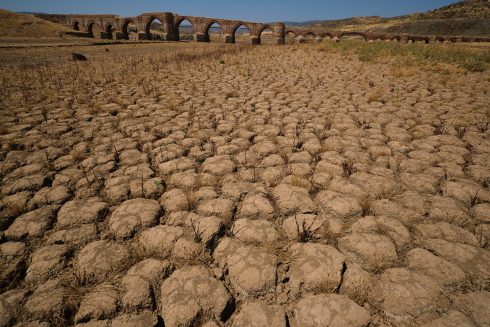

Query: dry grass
[0,9,72,38]
[318,39,490,72]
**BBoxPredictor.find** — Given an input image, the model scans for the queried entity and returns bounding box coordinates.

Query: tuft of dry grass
[342,160,357,178]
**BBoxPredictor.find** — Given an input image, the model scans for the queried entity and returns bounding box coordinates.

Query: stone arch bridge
[37,12,490,45]
[38,12,286,45]
[284,29,490,44]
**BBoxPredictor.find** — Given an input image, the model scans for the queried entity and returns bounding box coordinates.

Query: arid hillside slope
[0,9,72,38]
[290,0,490,36]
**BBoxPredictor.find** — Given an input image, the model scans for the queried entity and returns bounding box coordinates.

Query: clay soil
[0,41,489,327]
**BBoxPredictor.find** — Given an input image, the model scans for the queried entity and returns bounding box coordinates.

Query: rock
[473,203,490,223]
[103,177,130,204]
[119,149,147,166]
[24,279,78,318]
[407,248,466,286]
[0,256,26,292]
[14,320,50,327]
[4,206,57,240]
[289,243,345,297]
[221,182,265,201]
[76,320,110,327]
[282,214,328,241]
[158,158,195,176]
[165,211,201,227]
[214,238,278,298]
[421,310,474,327]
[160,189,189,213]
[423,238,490,280]
[26,244,70,282]
[196,198,234,221]
[453,291,490,327]
[340,263,374,304]
[188,215,223,247]
[1,174,49,196]
[202,322,219,327]
[111,311,159,327]
[350,172,397,198]
[272,184,315,215]
[429,196,471,227]
[414,222,479,246]
[0,242,25,257]
[370,199,421,225]
[76,240,131,283]
[28,186,70,209]
[136,225,183,256]
[350,216,410,248]
[0,289,28,327]
[169,171,198,190]
[159,265,234,327]
[121,259,172,311]
[315,190,361,218]
[75,284,119,322]
[129,177,164,199]
[121,276,152,311]
[294,294,371,327]
[370,268,444,322]
[57,198,107,227]
[232,301,287,327]
[475,224,490,248]
[237,192,275,220]
[108,199,160,239]
[47,223,97,245]
[233,219,279,245]
[400,173,439,194]
[171,238,203,260]
[338,233,397,270]
[443,180,490,206]
[202,155,235,176]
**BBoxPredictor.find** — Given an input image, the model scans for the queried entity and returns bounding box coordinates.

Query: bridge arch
[72,20,80,31]
[257,24,274,44]
[144,16,165,40]
[317,32,334,40]
[87,20,101,38]
[122,18,138,40]
[202,20,222,42]
[231,23,251,44]
[204,19,223,42]
[104,22,115,39]
[175,17,195,41]
[339,32,368,41]
[285,31,297,44]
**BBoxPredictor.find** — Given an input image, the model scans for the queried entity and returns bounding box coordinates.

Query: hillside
[0,8,71,38]
[289,0,490,37]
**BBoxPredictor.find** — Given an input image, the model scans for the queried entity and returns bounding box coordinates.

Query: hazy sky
[0,0,458,22]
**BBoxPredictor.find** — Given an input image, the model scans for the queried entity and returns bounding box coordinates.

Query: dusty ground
[0,42,489,327]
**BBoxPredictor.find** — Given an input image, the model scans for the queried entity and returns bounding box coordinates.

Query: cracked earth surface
[0,43,489,326]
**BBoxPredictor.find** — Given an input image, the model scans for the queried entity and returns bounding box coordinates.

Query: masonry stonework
[35,12,490,44]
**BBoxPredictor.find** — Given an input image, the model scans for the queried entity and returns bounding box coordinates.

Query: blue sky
[0,0,458,22]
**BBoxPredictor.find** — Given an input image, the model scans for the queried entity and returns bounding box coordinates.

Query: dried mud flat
[0,42,489,327]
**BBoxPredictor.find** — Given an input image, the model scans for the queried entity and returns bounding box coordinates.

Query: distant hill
[0,8,71,38]
[288,0,490,37]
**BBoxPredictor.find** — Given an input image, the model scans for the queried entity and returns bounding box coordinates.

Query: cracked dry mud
[0,43,489,327]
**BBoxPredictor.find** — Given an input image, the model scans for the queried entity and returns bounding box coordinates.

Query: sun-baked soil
[0,42,489,327]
